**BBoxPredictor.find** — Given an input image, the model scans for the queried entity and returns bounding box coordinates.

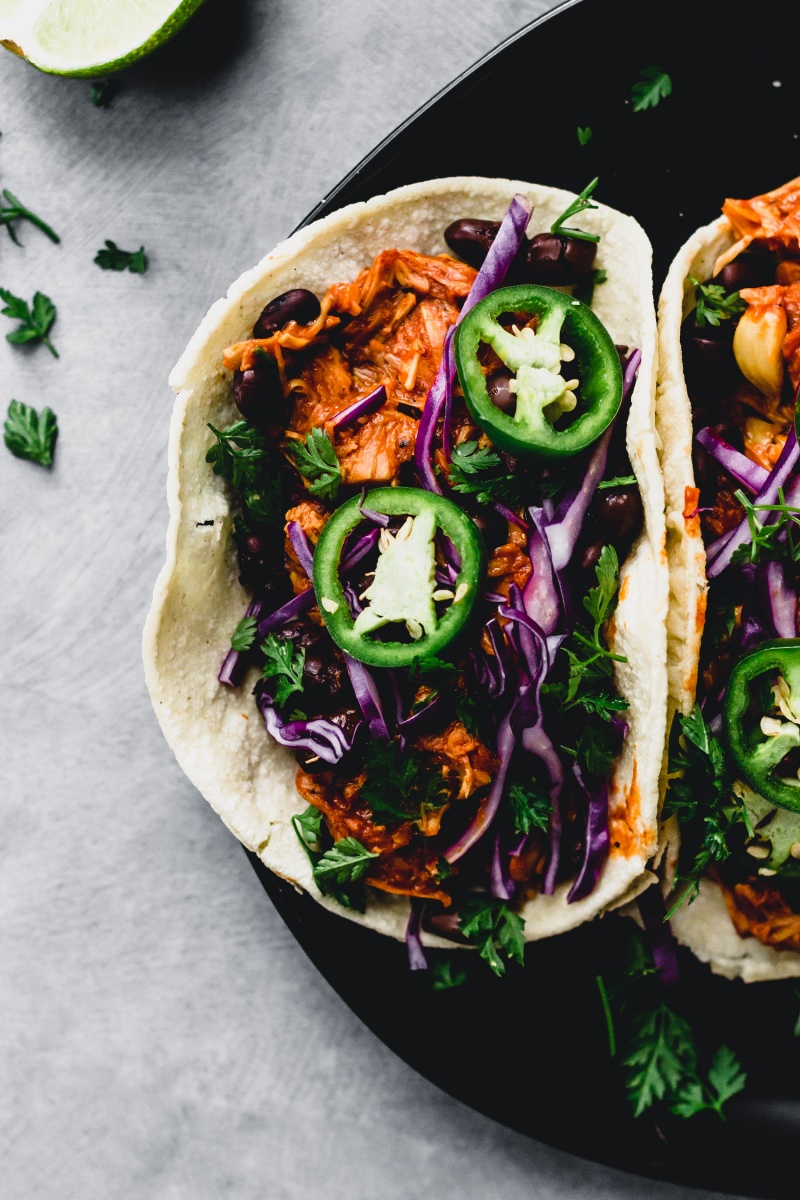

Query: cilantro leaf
[291,805,324,855]
[550,178,600,244]
[729,486,800,567]
[690,276,746,328]
[206,419,285,529]
[459,897,525,977]
[3,399,58,466]
[431,956,467,990]
[631,66,673,112]
[261,633,305,707]
[94,240,147,273]
[0,287,58,357]
[360,739,448,825]
[313,837,379,886]
[508,780,553,836]
[447,439,524,508]
[88,79,114,107]
[410,655,459,681]
[575,721,620,777]
[456,691,495,743]
[230,616,257,652]
[288,427,341,503]
[0,189,60,246]
[624,1003,697,1117]
[574,690,629,721]
[564,544,626,703]
[291,808,368,911]
[576,126,593,146]
[597,474,637,490]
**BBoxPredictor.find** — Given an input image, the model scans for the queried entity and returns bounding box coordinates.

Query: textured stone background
[1,2,737,1197]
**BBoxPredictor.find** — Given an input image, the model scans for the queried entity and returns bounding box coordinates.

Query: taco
[143,176,666,972]
[658,176,800,981]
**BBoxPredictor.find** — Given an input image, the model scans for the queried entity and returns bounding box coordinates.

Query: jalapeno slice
[454,284,623,458]
[312,487,486,668]
[723,640,800,812]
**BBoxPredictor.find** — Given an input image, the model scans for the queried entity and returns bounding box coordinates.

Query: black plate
[247,1,800,1192]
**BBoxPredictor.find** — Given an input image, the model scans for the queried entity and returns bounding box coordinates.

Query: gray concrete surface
[1,2,738,1197]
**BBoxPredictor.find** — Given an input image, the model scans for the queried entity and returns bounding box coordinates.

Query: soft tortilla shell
[657,216,800,980]
[143,176,666,946]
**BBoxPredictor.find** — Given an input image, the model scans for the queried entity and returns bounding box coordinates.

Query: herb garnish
[447,440,522,507]
[550,178,600,244]
[291,807,371,911]
[458,897,525,977]
[360,739,448,825]
[230,616,258,652]
[689,276,746,328]
[88,79,114,108]
[631,66,673,112]
[508,780,553,836]
[3,400,58,466]
[206,419,285,529]
[313,837,379,885]
[602,929,746,1119]
[0,190,59,246]
[729,486,800,566]
[0,288,58,357]
[576,126,593,146]
[564,544,627,702]
[431,956,467,990]
[94,240,147,273]
[663,705,751,913]
[261,633,306,707]
[597,473,637,490]
[288,427,341,503]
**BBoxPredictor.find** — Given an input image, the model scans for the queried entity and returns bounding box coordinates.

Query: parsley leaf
[288,427,341,503]
[729,486,800,567]
[360,739,448,825]
[230,616,257,652]
[447,439,525,507]
[0,189,59,246]
[292,805,324,855]
[631,66,673,112]
[456,691,495,743]
[508,780,553,836]
[431,956,467,990]
[0,287,58,357]
[573,266,607,306]
[663,705,748,912]
[550,178,600,244]
[206,420,285,529]
[94,240,147,273]
[624,1003,697,1117]
[671,1045,747,1118]
[690,276,746,328]
[3,399,58,466]
[313,836,379,886]
[291,807,369,911]
[597,474,637,490]
[459,897,525,977]
[576,126,593,146]
[575,722,620,777]
[564,544,627,703]
[410,654,459,682]
[261,633,305,707]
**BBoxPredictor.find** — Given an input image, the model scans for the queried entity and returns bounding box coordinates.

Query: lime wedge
[0,0,205,76]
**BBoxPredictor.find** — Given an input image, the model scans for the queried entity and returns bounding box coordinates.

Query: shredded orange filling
[722,878,800,953]
[715,176,800,273]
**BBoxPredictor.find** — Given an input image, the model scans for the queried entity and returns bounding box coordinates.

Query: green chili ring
[724,639,800,813]
[312,487,486,668]
[454,284,623,459]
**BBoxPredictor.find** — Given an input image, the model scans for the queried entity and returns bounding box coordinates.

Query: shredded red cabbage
[341,526,381,572]
[415,193,533,492]
[524,507,562,637]
[329,384,387,429]
[545,423,614,572]
[397,691,444,733]
[490,829,517,901]
[257,587,315,638]
[405,901,428,970]
[258,691,361,764]
[287,520,315,578]
[445,707,516,863]
[343,653,390,741]
[357,492,391,528]
[760,559,798,638]
[637,888,680,988]
[695,426,768,494]
[566,763,609,903]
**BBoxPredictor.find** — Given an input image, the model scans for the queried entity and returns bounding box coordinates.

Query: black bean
[237,530,288,597]
[580,540,604,575]
[253,288,320,338]
[718,252,775,292]
[444,218,502,270]
[487,367,516,415]
[525,233,596,285]
[590,485,643,542]
[233,354,283,425]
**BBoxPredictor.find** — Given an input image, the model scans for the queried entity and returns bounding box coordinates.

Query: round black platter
[247,1,800,1193]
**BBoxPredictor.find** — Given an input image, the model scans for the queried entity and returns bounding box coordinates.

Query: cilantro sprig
[458,897,525,977]
[447,440,524,507]
[288,427,341,503]
[230,616,257,652]
[313,837,379,885]
[663,705,751,913]
[597,473,637,490]
[690,276,746,328]
[631,66,673,112]
[729,486,800,567]
[0,288,58,357]
[0,190,59,247]
[360,739,448,825]
[94,240,147,273]
[261,633,306,707]
[565,544,627,702]
[431,956,467,990]
[508,780,553,836]
[576,126,593,146]
[206,419,285,529]
[291,807,373,911]
[550,178,600,244]
[3,400,58,466]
